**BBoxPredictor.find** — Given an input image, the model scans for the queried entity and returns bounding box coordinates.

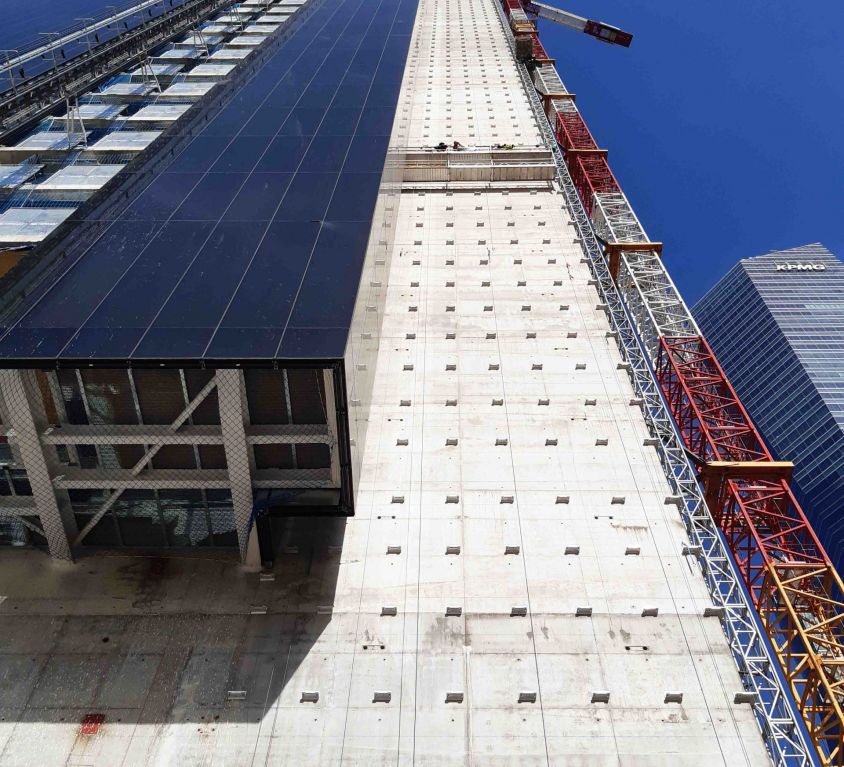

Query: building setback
[694,243,844,570]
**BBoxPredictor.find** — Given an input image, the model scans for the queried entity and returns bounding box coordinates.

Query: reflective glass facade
[0,0,416,365]
[694,244,844,569]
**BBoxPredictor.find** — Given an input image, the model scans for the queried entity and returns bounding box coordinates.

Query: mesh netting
[0,366,340,559]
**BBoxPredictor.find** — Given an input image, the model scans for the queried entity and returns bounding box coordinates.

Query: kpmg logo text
[775,263,827,272]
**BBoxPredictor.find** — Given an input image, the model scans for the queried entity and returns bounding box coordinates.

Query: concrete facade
[0,0,773,764]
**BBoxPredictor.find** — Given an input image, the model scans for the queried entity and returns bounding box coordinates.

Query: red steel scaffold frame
[658,337,844,764]
[498,0,844,762]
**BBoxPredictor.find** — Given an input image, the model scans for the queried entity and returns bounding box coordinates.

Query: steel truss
[2,0,174,83]
[504,0,553,63]
[553,102,700,352]
[658,336,844,765]
[0,366,342,562]
[493,0,813,764]
[541,7,844,755]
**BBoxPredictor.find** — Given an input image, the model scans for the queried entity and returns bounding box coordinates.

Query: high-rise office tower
[694,243,844,569]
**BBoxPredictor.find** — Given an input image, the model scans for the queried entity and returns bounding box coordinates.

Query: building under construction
[0,0,841,764]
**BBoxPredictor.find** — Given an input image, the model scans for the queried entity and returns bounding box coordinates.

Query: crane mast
[500,0,844,764]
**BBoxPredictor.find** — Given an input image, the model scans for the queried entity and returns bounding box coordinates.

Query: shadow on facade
[0,514,346,731]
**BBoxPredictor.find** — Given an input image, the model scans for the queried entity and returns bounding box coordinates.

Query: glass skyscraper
[694,243,844,569]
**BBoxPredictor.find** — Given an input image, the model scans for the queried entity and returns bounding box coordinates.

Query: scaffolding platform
[123,103,193,127]
[53,104,126,128]
[0,132,88,162]
[174,33,225,48]
[97,82,159,102]
[83,131,161,155]
[243,22,281,34]
[216,13,253,23]
[0,163,43,195]
[184,63,237,81]
[0,207,73,244]
[157,82,218,101]
[154,47,206,64]
[129,63,185,82]
[198,23,237,34]
[23,164,124,201]
[209,47,254,62]
[227,34,269,47]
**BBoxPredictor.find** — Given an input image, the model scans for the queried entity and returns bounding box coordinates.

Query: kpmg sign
[775,263,827,272]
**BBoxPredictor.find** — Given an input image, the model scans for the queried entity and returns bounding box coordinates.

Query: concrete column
[216,368,258,565]
[0,369,72,560]
[322,368,342,488]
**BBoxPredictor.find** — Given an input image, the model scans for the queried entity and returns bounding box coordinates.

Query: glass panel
[207,489,237,547]
[122,173,202,221]
[151,445,197,470]
[254,444,294,470]
[87,516,120,547]
[223,174,292,222]
[287,368,327,424]
[160,490,211,547]
[244,369,288,424]
[184,369,220,424]
[113,490,166,548]
[0,0,418,366]
[0,517,27,546]
[287,221,372,327]
[10,470,32,495]
[172,173,250,220]
[145,222,265,331]
[273,172,338,221]
[295,443,331,469]
[198,445,227,470]
[133,369,186,424]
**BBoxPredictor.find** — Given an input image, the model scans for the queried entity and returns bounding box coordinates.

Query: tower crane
[503,0,631,66]
[524,1,633,47]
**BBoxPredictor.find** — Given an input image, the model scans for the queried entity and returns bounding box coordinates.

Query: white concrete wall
[319,0,770,762]
[334,182,770,764]
[406,0,541,147]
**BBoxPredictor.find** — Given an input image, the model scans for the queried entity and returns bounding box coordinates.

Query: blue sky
[536,0,844,304]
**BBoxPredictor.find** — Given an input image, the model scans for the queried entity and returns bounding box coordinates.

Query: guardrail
[0,0,231,139]
[1,0,178,87]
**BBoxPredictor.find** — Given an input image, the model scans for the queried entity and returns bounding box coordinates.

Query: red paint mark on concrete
[80,713,105,736]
